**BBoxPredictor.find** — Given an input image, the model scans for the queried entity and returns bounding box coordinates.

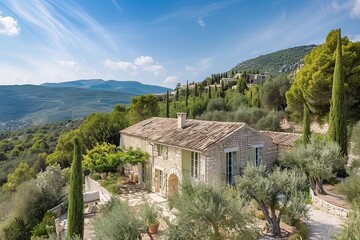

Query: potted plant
[138,201,161,234]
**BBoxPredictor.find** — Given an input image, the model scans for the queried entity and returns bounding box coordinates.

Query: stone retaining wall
[84,176,112,204]
[310,190,349,219]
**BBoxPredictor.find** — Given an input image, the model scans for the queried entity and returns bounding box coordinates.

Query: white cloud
[330,0,360,18]
[198,18,205,27]
[185,58,210,76]
[0,15,20,36]
[134,56,153,66]
[349,0,360,18]
[351,34,360,42]
[144,64,166,76]
[163,75,179,84]
[103,59,137,71]
[57,60,79,69]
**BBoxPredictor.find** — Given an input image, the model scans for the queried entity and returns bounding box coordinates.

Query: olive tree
[236,165,308,238]
[163,180,259,240]
[279,140,345,195]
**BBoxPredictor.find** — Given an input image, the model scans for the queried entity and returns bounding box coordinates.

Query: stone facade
[120,125,278,198]
[205,125,278,183]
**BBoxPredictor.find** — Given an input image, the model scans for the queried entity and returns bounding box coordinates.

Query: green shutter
[250,147,255,165]
[221,152,226,182]
[145,162,151,190]
[260,147,264,166]
[162,173,167,197]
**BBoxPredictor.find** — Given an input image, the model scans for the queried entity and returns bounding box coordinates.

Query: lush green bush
[206,98,228,112]
[256,110,282,131]
[31,212,56,237]
[83,143,148,173]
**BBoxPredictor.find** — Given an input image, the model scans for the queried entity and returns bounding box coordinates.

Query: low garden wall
[310,190,349,218]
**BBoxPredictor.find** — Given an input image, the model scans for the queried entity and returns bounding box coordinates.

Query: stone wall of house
[205,125,278,183]
[310,190,349,219]
[120,134,184,197]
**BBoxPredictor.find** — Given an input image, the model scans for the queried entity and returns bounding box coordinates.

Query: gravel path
[307,206,345,240]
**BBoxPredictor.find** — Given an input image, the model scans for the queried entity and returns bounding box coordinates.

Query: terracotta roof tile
[120,117,246,152]
[260,130,301,147]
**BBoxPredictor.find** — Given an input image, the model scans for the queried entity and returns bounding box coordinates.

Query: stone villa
[120,113,278,198]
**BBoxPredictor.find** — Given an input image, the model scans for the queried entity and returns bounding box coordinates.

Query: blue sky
[0,0,359,88]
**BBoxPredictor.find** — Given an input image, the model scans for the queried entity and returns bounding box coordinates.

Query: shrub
[207,98,228,112]
[31,212,56,237]
[256,110,282,131]
[256,212,265,220]
[4,218,30,240]
[93,199,146,239]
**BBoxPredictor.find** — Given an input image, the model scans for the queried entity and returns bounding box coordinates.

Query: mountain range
[0,81,170,130]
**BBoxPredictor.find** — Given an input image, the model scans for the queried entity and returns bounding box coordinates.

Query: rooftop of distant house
[260,130,301,147]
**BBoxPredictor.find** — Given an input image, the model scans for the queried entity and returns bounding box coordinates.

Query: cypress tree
[185,81,189,107]
[67,137,84,239]
[166,90,169,118]
[194,83,198,97]
[175,87,179,101]
[302,103,311,144]
[328,29,347,155]
[208,84,211,99]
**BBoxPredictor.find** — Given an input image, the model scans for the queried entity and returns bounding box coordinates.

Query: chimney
[177,112,187,129]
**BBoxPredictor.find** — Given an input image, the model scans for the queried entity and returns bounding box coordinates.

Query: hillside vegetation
[0,80,169,130]
[231,45,316,75]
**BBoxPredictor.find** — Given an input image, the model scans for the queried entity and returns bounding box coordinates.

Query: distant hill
[41,79,170,95]
[231,45,316,75]
[0,79,170,130]
[0,85,136,130]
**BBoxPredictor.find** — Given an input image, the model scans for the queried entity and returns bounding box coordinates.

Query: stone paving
[307,206,344,240]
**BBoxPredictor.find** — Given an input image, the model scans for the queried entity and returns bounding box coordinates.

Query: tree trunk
[146,230,154,240]
[316,179,327,195]
[270,208,282,238]
[310,178,317,195]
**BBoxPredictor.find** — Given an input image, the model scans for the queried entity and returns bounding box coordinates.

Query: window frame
[191,152,200,178]
[253,144,263,166]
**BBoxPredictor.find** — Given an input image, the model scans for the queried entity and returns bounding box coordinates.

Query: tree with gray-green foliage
[93,199,147,240]
[333,204,360,240]
[328,29,347,156]
[350,121,360,158]
[163,180,259,240]
[279,139,345,195]
[67,137,84,240]
[302,103,311,144]
[236,165,308,238]
[260,77,290,111]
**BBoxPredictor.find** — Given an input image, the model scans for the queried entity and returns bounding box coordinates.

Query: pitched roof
[260,130,301,147]
[120,117,246,152]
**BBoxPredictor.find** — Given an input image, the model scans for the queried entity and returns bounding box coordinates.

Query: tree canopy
[286,29,360,120]
[128,95,159,125]
[164,180,259,240]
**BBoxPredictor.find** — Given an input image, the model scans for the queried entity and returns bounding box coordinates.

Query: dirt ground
[316,184,351,209]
